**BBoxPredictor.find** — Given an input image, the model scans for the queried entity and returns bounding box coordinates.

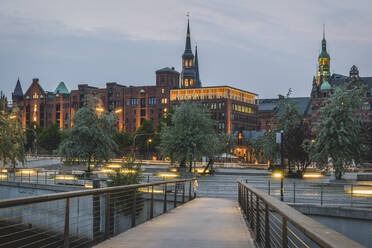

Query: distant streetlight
[133,133,153,160]
[96,107,104,112]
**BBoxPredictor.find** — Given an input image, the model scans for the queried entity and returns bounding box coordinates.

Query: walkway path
[94,198,255,248]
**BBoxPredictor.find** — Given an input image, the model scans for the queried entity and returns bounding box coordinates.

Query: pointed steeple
[184,15,192,53]
[319,24,329,59]
[13,77,23,97]
[195,45,201,87]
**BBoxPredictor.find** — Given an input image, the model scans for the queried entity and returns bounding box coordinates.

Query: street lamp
[26,128,37,155]
[133,133,153,161]
[276,130,284,201]
[147,138,152,160]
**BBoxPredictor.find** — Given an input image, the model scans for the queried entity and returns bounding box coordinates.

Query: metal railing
[0,178,197,248]
[238,180,364,248]
[246,179,372,208]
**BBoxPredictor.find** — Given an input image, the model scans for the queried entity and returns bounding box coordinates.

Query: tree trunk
[87,156,91,178]
[334,159,343,180]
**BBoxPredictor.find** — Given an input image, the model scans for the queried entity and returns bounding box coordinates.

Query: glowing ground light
[138,188,164,194]
[303,173,324,178]
[193,168,210,173]
[105,164,122,169]
[156,172,179,178]
[169,168,178,172]
[100,169,115,173]
[55,175,78,180]
[18,169,36,175]
[0,174,8,179]
[120,169,137,174]
[272,172,282,178]
[84,184,93,188]
[0,169,7,173]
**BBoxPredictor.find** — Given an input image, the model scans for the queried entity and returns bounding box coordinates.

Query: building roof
[320,80,331,90]
[259,97,312,116]
[54,82,69,94]
[156,67,180,74]
[13,78,23,96]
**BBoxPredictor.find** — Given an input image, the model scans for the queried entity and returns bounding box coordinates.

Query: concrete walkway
[94,198,255,248]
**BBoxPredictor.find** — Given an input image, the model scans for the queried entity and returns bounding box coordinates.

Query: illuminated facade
[170,86,258,133]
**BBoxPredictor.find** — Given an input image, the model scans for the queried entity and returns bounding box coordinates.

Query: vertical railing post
[182,181,185,203]
[163,183,167,213]
[28,171,31,183]
[268,180,271,195]
[64,197,70,248]
[350,184,354,207]
[245,188,249,217]
[250,191,253,228]
[189,180,192,200]
[193,179,197,199]
[105,193,111,238]
[150,185,154,219]
[320,183,323,206]
[54,171,57,185]
[45,171,47,184]
[293,182,296,204]
[238,183,241,205]
[36,171,39,184]
[282,217,288,247]
[256,194,260,242]
[173,183,177,208]
[131,189,137,227]
[265,203,270,248]
[20,171,22,183]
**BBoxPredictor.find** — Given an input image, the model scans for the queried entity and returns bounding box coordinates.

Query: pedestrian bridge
[0,178,364,248]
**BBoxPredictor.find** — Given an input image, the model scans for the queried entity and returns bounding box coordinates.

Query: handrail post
[173,183,177,208]
[189,180,192,200]
[131,189,137,227]
[256,194,260,242]
[64,197,70,248]
[350,184,354,207]
[282,217,288,247]
[268,180,271,195]
[150,185,154,219]
[245,188,249,217]
[265,203,270,248]
[193,179,196,199]
[250,191,253,228]
[293,182,296,204]
[105,193,111,238]
[36,171,38,184]
[163,183,167,213]
[238,183,241,204]
[182,181,185,203]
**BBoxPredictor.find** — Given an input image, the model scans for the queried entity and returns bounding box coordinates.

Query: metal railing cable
[0,178,196,248]
[238,180,365,248]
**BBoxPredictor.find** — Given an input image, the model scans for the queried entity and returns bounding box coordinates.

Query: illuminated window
[32,93,39,99]
[161,98,168,104]
[190,79,193,86]
[185,79,189,87]
[163,108,167,113]
[161,88,165,94]
[190,60,193,67]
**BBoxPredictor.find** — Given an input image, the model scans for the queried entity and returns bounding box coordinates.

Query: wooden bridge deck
[94,198,255,248]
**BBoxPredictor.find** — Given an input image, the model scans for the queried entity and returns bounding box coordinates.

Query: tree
[113,131,133,157]
[58,98,117,175]
[251,131,279,165]
[107,155,142,186]
[160,102,219,170]
[361,122,372,162]
[0,104,26,169]
[38,123,61,154]
[134,119,158,157]
[309,84,365,179]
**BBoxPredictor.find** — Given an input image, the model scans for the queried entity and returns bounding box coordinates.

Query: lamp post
[191,142,196,176]
[26,128,37,156]
[133,133,153,161]
[147,138,152,160]
[276,130,284,201]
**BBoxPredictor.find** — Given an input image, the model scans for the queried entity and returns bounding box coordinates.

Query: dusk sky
[1,0,371,100]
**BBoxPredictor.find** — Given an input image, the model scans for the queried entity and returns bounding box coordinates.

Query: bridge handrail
[238,180,364,248]
[0,178,196,208]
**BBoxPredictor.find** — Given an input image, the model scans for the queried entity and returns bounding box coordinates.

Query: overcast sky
[0,0,371,100]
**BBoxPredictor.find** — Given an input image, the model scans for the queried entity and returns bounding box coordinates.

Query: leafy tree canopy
[113,131,133,156]
[38,123,61,153]
[58,97,117,173]
[309,84,366,179]
[160,102,221,168]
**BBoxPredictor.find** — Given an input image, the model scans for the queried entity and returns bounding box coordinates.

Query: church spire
[13,77,23,97]
[184,13,192,52]
[195,45,201,87]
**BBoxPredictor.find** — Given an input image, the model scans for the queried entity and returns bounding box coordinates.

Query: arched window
[185,79,189,87]
[181,79,184,87]
[190,60,193,67]
[183,60,186,68]
[190,79,193,87]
